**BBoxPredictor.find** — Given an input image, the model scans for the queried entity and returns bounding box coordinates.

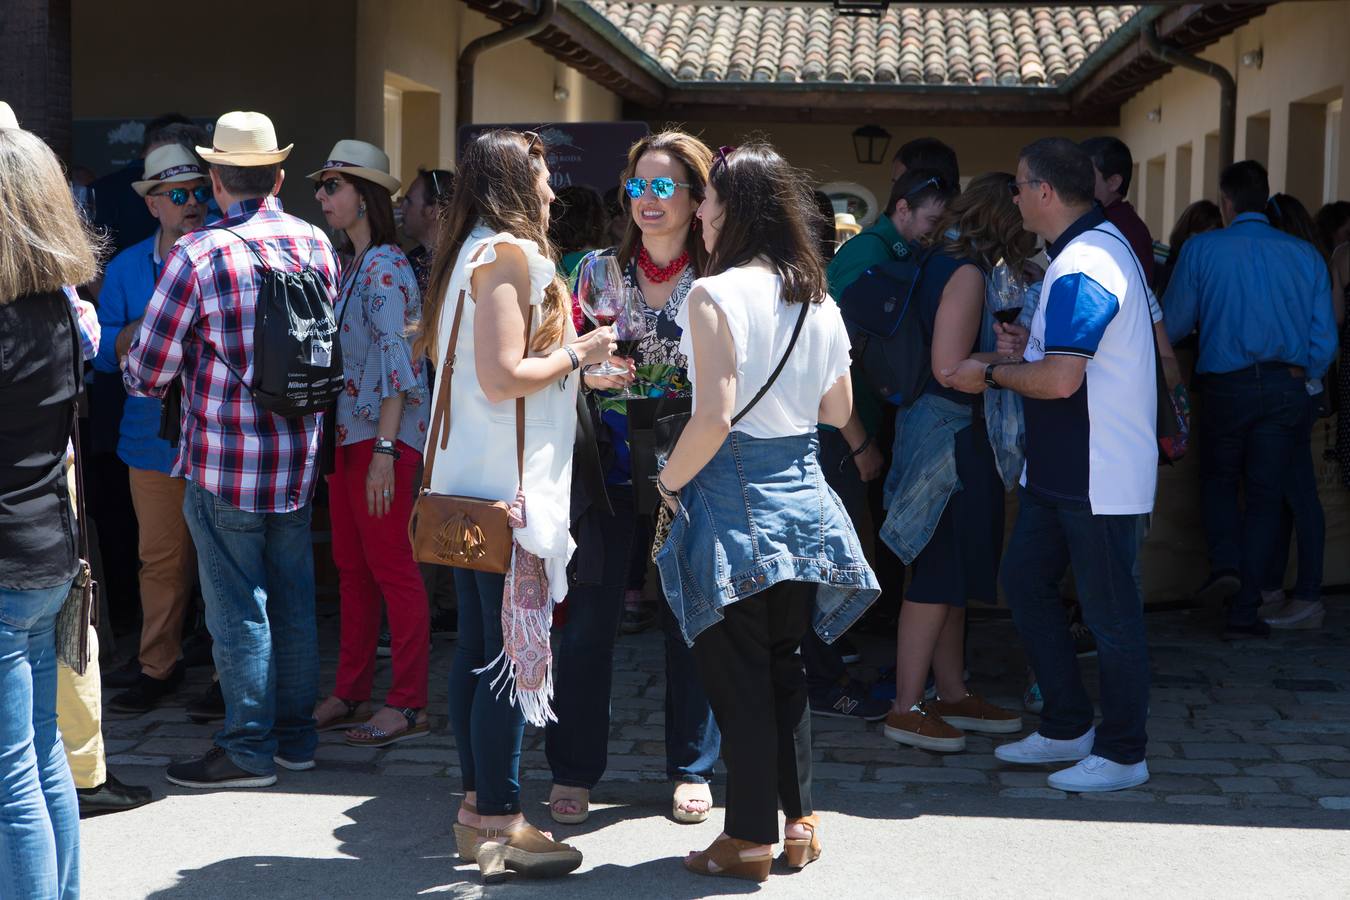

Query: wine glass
[987,259,1025,362]
[611,289,647,397]
[577,254,627,376]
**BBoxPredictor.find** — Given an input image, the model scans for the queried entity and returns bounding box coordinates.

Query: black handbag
[649,298,810,559]
[158,378,183,446]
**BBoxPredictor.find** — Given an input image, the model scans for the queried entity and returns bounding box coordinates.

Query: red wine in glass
[616,338,641,358]
[992,306,1023,325]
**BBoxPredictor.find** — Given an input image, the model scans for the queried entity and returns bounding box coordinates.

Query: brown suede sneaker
[882,703,966,752]
[929,692,1024,734]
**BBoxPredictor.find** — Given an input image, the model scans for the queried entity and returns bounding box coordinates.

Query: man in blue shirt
[1164,160,1338,637]
[94,143,211,713]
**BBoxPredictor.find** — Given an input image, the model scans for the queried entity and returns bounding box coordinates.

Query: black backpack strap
[730,295,810,427]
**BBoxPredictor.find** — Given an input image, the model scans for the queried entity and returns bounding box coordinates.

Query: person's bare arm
[930,264,985,389]
[943,354,1088,400]
[818,373,852,429]
[656,287,736,497]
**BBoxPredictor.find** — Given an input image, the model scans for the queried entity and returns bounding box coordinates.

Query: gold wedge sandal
[452,802,481,862]
[475,821,583,882]
[783,814,821,869]
[684,836,773,883]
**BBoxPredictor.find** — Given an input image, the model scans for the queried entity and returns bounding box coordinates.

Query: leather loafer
[109,664,185,714]
[77,772,154,818]
[101,658,142,690]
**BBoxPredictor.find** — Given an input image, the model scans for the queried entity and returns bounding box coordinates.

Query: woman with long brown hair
[654,142,878,882]
[545,131,723,829]
[878,173,1034,753]
[416,129,624,882]
[0,124,103,899]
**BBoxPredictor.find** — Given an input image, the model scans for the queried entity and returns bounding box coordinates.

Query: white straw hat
[308,139,401,195]
[0,101,19,130]
[196,111,293,166]
[133,144,208,196]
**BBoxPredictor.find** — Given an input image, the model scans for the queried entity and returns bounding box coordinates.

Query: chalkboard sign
[72,116,215,178]
[457,122,650,193]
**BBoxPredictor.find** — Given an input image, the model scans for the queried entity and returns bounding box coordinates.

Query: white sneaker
[1047,755,1149,792]
[994,728,1095,765]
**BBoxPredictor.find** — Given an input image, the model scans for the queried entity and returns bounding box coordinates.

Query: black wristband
[563,346,580,371]
[846,434,874,459]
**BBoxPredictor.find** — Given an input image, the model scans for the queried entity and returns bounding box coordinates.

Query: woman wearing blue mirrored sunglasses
[624,176,692,201]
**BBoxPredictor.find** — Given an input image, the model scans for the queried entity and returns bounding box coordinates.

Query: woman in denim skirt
[653,143,879,883]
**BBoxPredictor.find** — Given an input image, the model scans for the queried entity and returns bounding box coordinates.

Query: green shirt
[825,216,911,435]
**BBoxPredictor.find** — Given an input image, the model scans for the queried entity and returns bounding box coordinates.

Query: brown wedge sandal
[684,836,773,883]
[475,821,583,882]
[314,697,371,732]
[783,814,821,869]
[453,802,481,862]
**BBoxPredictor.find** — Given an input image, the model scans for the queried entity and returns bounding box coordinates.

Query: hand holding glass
[987,260,1026,362]
[578,255,630,376]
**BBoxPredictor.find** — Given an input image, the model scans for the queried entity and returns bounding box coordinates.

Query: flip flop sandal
[548,787,591,825]
[672,782,712,824]
[315,697,370,732]
[344,706,429,748]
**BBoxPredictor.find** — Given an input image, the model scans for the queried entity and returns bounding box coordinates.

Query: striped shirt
[123,197,340,513]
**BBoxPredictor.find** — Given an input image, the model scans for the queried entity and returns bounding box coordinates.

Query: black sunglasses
[152,185,211,206]
[314,177,344,196]
[1008,179,1044,197]
[905,175,946,198]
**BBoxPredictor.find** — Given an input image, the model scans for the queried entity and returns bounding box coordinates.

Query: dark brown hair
[549,185,606,255]
[1267,193,1329,264]
[616,131,714,274]
[332,173,397,255]
[1167,200,1223,261]
[935,172,1038,273]
[705,141,827,305]
[415,129,567,360]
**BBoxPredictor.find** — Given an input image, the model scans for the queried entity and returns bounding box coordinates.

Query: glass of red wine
[988,260,1024,362]
[578,255,628,377]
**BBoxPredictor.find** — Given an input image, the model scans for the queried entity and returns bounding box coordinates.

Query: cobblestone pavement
[85,600,1350,898]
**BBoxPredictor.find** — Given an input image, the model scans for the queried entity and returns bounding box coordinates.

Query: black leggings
[691,580,814,844]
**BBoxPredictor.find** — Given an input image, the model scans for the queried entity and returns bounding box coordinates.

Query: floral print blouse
[334,244,429,452]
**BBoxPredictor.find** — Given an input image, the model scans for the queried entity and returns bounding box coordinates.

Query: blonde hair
[936,172,1038,273]
[0,129,103,303]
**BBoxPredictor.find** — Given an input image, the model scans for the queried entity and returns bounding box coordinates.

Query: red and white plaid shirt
[124,197,340,513]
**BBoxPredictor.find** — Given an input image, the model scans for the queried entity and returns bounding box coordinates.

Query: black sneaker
[166,746,276,789]
[109,665,185,714]
[1197,570,1241,606]
[430,608,458,640]
[376,630,392,658]
[836,636,862,665]
[1223,620,1272,640]
[101,657,142,689]
[77,772,154,818]
[186,681,225,724]
[811,682,890,722]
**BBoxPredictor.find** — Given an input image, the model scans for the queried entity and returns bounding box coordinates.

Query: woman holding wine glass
[545,131,723,826]
[878,173,1036,753]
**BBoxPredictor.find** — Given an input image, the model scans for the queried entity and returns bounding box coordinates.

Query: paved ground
[84,601,1350,898]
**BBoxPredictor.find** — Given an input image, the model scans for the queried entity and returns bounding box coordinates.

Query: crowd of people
[0,98,1343,895]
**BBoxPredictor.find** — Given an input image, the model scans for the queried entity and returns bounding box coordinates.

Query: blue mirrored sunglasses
[625,176,691,200]
[153,185,211,206]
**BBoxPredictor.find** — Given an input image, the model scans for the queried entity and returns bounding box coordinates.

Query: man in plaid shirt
[124,112,339,789]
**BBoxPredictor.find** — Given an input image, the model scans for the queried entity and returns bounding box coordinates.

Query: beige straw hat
[308,139,401,195]
[0,101,19,130]
[195,111,293,166]
[132,144,208,196]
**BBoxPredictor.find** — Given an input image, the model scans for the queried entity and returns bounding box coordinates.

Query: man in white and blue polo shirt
[945,138,1156,793]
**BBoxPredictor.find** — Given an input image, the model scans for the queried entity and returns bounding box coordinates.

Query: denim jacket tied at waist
[880,393,973,564]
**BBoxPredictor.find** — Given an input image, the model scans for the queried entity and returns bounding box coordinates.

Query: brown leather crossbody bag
[409,249,527,574]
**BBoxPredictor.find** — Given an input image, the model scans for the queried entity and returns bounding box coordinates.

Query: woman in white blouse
[412,129,626,882]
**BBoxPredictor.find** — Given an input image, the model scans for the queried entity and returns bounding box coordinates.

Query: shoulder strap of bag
[421,242,527,493]
[730,294,811,427]
[63,299,91,567]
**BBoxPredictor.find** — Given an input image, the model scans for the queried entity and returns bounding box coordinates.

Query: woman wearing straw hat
[309,140,433,747]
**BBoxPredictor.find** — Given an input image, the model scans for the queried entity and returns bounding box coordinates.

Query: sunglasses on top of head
[152,185,212,206]
[625,176,691,200]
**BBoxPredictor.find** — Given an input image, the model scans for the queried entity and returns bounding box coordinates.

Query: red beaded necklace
[637,245,690,284]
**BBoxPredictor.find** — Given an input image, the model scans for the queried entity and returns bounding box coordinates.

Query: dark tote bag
[628,395,691,516]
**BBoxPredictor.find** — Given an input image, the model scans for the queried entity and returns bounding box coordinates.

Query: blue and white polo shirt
[1022,209,1157,515]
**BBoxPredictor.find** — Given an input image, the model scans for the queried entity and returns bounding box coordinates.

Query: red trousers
[329,439,429,708]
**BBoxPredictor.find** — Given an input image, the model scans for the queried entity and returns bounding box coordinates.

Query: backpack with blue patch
[837,246,933,407]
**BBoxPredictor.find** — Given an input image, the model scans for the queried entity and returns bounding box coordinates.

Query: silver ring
[383,490,391,497]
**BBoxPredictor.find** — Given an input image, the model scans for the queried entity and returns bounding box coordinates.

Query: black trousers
[691,580,814,844]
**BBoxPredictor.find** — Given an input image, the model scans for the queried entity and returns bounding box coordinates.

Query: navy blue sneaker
[812,682,889,722]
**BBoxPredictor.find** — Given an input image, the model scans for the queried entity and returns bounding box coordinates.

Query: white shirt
[426,227,578,602]
[677,264,852,439]
[1022,218,1157,515]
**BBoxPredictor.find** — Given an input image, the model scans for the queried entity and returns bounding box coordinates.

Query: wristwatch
[373,437,401,459]
[984,364,1001,389]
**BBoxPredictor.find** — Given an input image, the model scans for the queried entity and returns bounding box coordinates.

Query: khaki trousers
[56,624,105,790]
[127,468,196,679]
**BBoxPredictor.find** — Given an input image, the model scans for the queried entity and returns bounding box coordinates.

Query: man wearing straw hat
[125,111,340,789]
[95,143,212,718]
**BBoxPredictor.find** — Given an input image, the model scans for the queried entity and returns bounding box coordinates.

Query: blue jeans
[1001,489,1150,765]
[183,482,318,775]
[450,568,523,815]
[0,580,79,900]
[1200,366,1308,624]
[547,486,719,787]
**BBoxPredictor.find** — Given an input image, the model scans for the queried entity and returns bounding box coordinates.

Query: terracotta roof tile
[587,2,1137,87]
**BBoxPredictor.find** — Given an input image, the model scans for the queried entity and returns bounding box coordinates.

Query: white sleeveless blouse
[425,226,578,602]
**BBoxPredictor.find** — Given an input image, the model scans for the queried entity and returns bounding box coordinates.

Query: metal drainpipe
[456,0,558,137]
[1142,20,1236,171]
